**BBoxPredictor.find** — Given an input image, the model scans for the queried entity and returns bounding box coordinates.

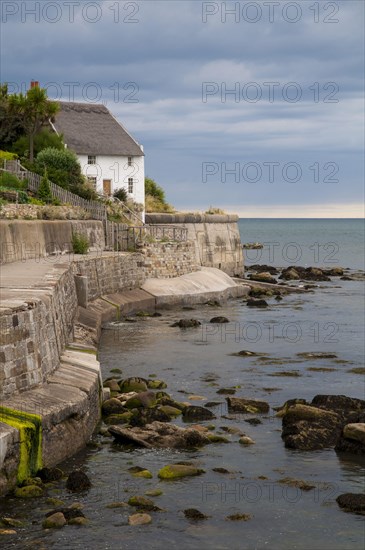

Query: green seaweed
[0,406,42,484]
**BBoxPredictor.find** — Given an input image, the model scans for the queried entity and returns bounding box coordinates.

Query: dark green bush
[0,186,29,203]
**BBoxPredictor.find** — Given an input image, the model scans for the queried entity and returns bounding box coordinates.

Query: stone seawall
[146,213,244,277]
[141,241,199,278]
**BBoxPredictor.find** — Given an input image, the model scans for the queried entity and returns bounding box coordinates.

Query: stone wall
[140,241,199,279]
[146,213,244,276]
[0,204,91,221]
[0,220,105,264]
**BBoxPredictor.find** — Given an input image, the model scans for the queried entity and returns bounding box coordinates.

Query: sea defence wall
[145,213,244,277]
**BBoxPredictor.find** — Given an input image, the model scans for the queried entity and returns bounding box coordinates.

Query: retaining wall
[146,213,244,276]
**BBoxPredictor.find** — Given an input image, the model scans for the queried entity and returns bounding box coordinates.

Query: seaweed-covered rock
[246,299,268,308]
[184,508,209,520]
[158,464,205,480]
[182,406,216,421]
[249,265,279,275]
[336,493,365,515]
[42,512,66,529]
[147,379,167,390]
[226,397,269,414]
[210,317,229,324]
[109,421,211,449]
[171,319,201,328]
[66,470,91,492]
[125,391,157,409]
[335,423,365,455]
[119,377,148,393]
[14,485,43,498]
[37,467,63,482]
[249,272,277,284]
[102,398,126,416]
[128,513,152,525]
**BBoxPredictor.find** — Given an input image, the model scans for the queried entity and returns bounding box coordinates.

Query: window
[88,155,96,165]
[128,156,133,166]
[128,178,133,194]
[87,176,97,189]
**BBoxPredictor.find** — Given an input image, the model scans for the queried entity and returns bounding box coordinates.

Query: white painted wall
[78,154,145,207]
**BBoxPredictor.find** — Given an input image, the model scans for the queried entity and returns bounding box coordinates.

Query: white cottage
[50,101,145,206]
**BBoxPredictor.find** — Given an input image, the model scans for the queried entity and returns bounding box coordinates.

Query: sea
[1,219,364,550]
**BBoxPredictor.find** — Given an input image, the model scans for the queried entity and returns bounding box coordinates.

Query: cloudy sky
[1,0,364,216]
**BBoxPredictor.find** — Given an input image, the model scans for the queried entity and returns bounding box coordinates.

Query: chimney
[30,81,39,89]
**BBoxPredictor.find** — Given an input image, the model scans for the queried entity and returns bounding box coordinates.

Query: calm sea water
[238,218,365,270]
[1,219,364,550]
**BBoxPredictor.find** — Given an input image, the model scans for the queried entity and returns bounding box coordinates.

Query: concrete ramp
[141,267,249,307]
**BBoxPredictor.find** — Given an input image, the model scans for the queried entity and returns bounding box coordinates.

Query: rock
[336,493,365,515]
[210,316,229,323]
[249,272,277,284]
[311,394,365,422]
[231,350,263,357]
[125,391,157,409]
[158,405,182,418]
[103,412,133,425]
[45,507,85,521]
[22,477,42,487]
[249,287,274,298]
[66,470,91,492]
[103,379,121,392]
[128,496,160,511]
[297,352,337,359]
[152,312,162,317]
[119,377,148,393]
[343,423,365,444]
[250,264,279,275]
[42,512,66,529]
[226,397,269,414]
[335,423,365,455]
[37,467,63,482]
[46,497,65,507]
[106,502,129,509]
[171,319,201,328]
[212,467,230,474]
[274,398,308,417]
[68,517,88,526]
[128,466,153,479]
[226,513,251,521]
[207,434,229,443]
[128,408,171,427]
[1,518,24,527]
[158,464,205,480]
[246,299,268,308]
[323,267,344,276]
[109,421,211,449]
[183,508,208,520]
[216,388,236,395]
[182,406,216,421]
[278,478,315,491]
[14,485,43,498]
[147,379,167,389]
[145,489,163,497]
[239,436,255,445]
[128,513,152,525]
[340,276,353,281]
[102,398,127,416]
[279,268,300,280]
[0,529,17,535]
[281,404,341,450]
[275,295,283,301]
[280,266,330,282]
[205,300,221,307]
[205,401,222,407]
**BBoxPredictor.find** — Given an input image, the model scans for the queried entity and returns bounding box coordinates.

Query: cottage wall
[78,154,145,206]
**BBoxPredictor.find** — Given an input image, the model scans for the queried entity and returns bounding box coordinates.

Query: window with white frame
[88,155,96,165]
[87,176,97,189]
[128,178,133,194]
[128,156,133,166]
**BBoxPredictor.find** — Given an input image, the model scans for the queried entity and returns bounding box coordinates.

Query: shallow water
[1,275,364,550]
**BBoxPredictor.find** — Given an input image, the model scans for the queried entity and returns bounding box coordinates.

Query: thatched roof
[52,102,144,156]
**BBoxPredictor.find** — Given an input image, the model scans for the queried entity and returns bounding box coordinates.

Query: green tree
[12,128,64,159]
[8,86,59,162]
[0,84,25,150]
